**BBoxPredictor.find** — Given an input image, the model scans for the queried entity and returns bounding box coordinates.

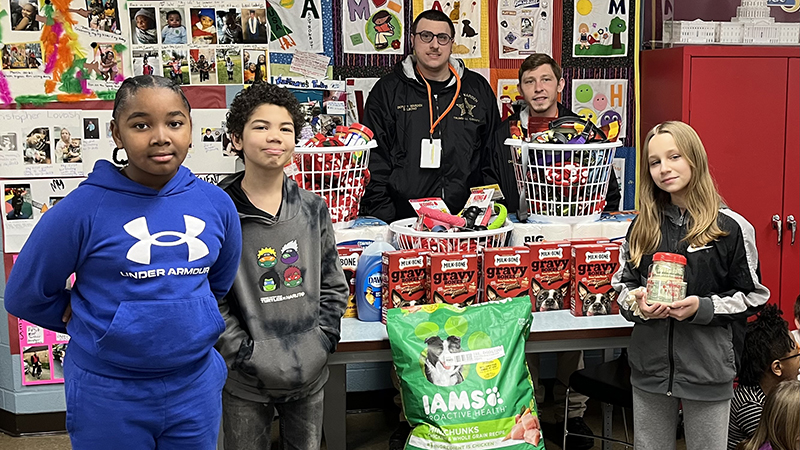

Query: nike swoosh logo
[687,245,712,253]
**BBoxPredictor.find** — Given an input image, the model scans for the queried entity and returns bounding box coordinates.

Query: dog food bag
[429,252,479,307]
[482,247,531,303]
[382,249,430,323]
[571,243,621,317]
[338,246,363,318]
[527,241,571,312]
[387,296,544,449]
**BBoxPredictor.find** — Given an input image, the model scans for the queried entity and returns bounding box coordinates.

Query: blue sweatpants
[64,349,227,450]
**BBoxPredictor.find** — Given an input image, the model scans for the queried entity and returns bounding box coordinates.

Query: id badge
[420,138,441,169]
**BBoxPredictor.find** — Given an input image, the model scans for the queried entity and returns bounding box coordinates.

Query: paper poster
[419,0,483,59]
[272,76,346,138]
[572,0,628,57]
[3,178,86,252]
[79,109,238,175]
[571,78,627,138]
[123,1,270,86]
[0,109,85,178]
[497,78,523,120]
[290,50,330,78]
[264,0,324,55]
[497,0,552,59]
[17,314,70,386]
[342,0,405,54]
[0,0,130,104]
[345,77,379,125]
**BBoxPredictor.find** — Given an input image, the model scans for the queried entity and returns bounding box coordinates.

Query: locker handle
[772,214,782,245]
[787,215,796,245]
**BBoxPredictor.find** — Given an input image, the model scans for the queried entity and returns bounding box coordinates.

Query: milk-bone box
[570,243,621,317]
[428,252,479,307]
[482,246,531,302]
[381,249,429,324]
[527,240,571,312]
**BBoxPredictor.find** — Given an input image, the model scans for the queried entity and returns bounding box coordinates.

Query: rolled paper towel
[571,221,604,239]
[509,222,572,246]
[601,221,632,241]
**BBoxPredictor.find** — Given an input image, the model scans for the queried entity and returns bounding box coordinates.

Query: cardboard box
[570,243,621,317]
[482,247,530,302]
[527,241,572,312]
[337,246,363,319]
[381,249,428,323]
[428,252,479,307]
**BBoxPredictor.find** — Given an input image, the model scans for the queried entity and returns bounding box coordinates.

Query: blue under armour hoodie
[5,160,242,378]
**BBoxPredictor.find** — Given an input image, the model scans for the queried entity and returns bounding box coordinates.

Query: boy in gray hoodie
[216,81,348,450]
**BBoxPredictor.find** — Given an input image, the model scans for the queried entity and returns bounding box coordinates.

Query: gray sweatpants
[632,386,730,450]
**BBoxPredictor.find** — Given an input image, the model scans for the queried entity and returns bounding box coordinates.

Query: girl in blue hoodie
[4,75,242,449]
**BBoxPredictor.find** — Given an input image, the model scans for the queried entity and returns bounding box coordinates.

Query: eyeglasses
[778,352,800,362]
[414,30,454,45]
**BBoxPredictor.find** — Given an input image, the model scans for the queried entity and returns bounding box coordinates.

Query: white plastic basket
[505,139,621,224]
[287,140,377,229]
[389,218,513,253]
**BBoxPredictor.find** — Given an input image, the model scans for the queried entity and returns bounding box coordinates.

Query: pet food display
[646,252,687,305]
[387,296,544,449]
[570,243,620,317]
[428,252,479,307]
[382,249,429,324]
[528,241,571,312]
[483,247,531,302]
[338,246,363,318]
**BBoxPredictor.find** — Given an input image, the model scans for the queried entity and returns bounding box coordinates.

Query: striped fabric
[728,384,765,450]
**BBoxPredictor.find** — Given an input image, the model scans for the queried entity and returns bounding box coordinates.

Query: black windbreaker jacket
[360,55,500,223]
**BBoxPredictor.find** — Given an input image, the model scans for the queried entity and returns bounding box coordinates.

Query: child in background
[197,54,210,82]
[169,56,183,85]
[219,10,242,44]
[192,10,217,44]
[133,9,157,44]
[243,62,256,84]
[4,75,242,449]
[736,380,800,450]
[612,121,770,450]
[728,305,800,450]
[14,2,40,31]
[215,82,348,450]
[161,10,187,44]
[792,295,800,345]
[141,55,154,75]
[226,56,235,81]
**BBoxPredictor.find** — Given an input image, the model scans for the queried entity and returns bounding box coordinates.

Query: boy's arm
[359,80,397,223]
[215,290,251,369]
[317,204,349,353]
[207,195,243,300]
[4,193,88,333]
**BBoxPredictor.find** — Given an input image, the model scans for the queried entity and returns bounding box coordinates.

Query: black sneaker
[565,417,595,450]
[389,422,411,450]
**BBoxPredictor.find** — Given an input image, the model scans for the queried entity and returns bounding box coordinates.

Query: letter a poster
[342,0,405,54]
[265,0,324,54]
[572,0,629,57]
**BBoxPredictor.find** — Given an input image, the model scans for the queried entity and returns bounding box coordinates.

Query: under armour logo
[124,216,209,265]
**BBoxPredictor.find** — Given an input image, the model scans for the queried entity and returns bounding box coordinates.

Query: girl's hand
[667,296,700,321]
[635,289,670,319]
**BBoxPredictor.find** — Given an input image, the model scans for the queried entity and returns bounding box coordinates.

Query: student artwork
[344,77,379,125]
[122,1,270,86]
[497,0,552,59]
[0,0,130,104]
[572,0,628,57]
[2,178,85,253]
[0,109,84,178]
[496,78,523,120]
[416,0,485,60]
[273,76,346,139]
[80,109,238,176]
[18,315,70,386]
[264,0,324,54]
[342,0,404,54]
[571,78,627,138]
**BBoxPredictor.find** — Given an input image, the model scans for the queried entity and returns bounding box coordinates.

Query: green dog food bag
[387,296,544,449]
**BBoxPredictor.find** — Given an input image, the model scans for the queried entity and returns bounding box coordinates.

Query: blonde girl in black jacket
[612,121,770,450]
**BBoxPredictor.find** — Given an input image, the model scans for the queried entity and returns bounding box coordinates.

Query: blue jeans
[222,387,324,450]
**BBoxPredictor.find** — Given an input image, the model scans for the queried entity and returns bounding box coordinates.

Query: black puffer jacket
[486,102,621,215]
[360,55,500,223]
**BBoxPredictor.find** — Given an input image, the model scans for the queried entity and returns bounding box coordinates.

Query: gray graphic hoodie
[216,172,348,403]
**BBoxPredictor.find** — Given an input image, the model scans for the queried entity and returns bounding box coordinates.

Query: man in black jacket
[487,54,621,217]
[360,10,500,223]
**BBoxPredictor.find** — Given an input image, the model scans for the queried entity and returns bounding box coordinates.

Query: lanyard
[417,63,462,140]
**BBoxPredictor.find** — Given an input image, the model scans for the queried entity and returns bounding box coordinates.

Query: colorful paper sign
[572,0,629,57]
[497,0,552,59]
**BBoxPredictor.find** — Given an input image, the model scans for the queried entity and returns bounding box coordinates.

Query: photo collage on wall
[126,1,271,86]
[18,318,71,386]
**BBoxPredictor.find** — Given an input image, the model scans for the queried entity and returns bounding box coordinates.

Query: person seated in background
[728,304,800,450]
[735,379,799,450]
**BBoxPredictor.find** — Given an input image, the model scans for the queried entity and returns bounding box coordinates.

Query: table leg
[323,364,347,450]
[602,348,616,450]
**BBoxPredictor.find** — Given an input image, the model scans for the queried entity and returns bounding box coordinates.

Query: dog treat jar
[646,252,687,305]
